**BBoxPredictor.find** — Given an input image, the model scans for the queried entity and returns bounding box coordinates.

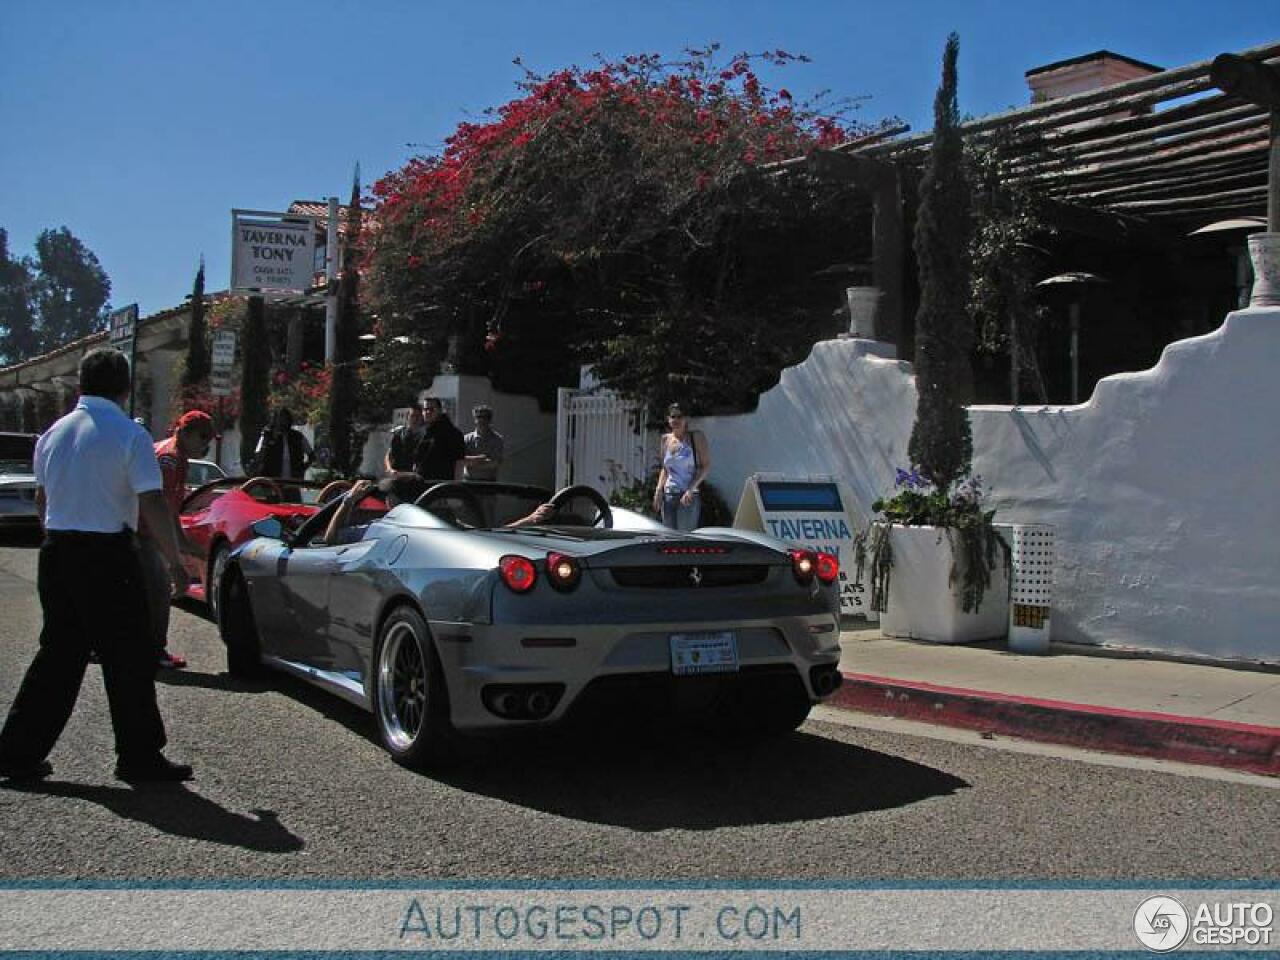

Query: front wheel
[220,569,264,679]
[373,606,456,768]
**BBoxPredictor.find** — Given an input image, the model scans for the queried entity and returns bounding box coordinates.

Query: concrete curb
[832,672,1280,777]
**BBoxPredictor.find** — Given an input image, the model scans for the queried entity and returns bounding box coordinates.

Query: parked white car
[0,432,39,528]
[186,458,227,491]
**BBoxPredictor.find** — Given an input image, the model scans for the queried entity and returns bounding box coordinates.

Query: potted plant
[852,34,1009,643]
[855,469,1009,642]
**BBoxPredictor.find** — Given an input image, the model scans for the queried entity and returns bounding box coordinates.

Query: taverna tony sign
[230,209,317,294]
[734,474,874,620]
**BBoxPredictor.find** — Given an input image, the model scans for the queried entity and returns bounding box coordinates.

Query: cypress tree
[182,257,209,386]
[908,33,974,494]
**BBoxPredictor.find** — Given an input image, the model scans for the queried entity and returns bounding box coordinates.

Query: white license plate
[669,631,739,676]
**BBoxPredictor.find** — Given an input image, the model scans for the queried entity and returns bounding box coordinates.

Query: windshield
[187,461,225,485]
[410,482,571,529]
[237,478,330,506]
[292,481,608,545]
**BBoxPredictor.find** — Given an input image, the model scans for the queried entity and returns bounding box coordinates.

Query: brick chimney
[1026,51,1162,103]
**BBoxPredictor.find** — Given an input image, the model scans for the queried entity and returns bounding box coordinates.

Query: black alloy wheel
[373,605,456,768]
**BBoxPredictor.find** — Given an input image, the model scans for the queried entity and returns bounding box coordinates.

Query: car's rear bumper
[431,613,841,732]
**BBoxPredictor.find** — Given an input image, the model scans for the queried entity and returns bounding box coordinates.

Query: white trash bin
[1007,523,1054,654]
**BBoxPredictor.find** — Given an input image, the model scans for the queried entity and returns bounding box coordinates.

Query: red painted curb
[831,672,1280,777]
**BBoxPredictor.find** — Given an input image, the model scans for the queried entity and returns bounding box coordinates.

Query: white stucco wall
[687,310,1280,664]
[700,338,913,525]
[971,307,1280,662]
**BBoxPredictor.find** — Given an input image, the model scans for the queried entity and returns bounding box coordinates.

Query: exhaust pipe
[494,692,521,717]
[812,668,841,697]
[526,690,553,718]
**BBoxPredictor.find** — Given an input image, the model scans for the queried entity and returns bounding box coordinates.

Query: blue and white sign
[734,474,874,620]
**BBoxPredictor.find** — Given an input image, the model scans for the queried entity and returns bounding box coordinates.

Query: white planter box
[879,524,1010,644]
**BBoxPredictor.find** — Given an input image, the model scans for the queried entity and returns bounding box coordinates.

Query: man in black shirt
[383,405,425,474]
[414,396,465,484]
[251,407,312,479]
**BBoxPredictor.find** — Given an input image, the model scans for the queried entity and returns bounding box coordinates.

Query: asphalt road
[1,536,1277,882]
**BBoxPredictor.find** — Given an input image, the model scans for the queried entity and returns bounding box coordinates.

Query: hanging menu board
[734,475,874,620]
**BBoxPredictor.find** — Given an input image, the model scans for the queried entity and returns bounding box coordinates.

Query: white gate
[555,388,651,497]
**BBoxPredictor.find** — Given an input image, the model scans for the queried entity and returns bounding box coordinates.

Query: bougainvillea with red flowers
[169,295,246,433]
[366,45,888,413]
[269,362,332,428]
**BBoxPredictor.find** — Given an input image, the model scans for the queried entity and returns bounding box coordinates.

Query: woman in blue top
[651,403,711,530]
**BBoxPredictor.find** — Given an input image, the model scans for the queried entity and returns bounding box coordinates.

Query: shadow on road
[3,779,304,852]
[0,529,42,550]
[172,596,214,621]
[155,669,273,695]
[211,674,970,831]
[436,726,969,831]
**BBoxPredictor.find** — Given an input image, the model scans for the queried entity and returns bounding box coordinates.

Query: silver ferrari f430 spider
[218,480,843,768]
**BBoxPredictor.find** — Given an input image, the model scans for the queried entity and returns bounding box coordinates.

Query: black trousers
[0,531,167,766]
[137,536,172,656]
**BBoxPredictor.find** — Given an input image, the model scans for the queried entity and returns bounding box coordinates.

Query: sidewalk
[832,624,1280,777]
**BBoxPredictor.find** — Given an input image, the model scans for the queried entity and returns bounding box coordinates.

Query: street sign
[210,329,236,397]
[108,304,138,354]
[230,209,317,294]
[107,304,140,415]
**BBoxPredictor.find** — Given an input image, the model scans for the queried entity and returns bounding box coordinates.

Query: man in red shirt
[140,411,215,669]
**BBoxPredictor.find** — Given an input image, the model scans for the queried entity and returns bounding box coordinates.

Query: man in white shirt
[0,348,193,785]
[462,404,504,481]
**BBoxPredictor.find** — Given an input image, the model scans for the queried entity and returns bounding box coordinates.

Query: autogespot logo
[1134,896,1190,952]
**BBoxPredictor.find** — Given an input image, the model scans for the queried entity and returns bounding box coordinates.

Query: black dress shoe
[114,755,194,784]
[0,758,53,782]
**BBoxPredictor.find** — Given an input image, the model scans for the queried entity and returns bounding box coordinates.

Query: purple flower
[894,467,927,490]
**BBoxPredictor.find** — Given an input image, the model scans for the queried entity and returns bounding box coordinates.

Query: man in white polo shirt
[0,347,193,785]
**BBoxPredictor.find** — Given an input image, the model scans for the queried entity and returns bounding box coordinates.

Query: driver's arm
[507,503,555,528]
[323,480,373,545]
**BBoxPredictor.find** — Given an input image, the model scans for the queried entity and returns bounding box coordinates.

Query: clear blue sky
[2,0,1275,320]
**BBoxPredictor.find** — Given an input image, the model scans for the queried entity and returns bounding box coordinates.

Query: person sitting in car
[322,475,432,545]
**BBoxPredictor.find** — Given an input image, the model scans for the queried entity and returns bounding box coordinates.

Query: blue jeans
[661,491,701,531]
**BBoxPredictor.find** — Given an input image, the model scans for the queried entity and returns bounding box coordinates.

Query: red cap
[174,410,215,433]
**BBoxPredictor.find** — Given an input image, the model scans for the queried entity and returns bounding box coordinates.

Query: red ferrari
[179,477,344,620]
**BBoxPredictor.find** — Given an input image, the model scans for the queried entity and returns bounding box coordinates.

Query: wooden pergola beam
[862,40,1280,161]
[839,42,1278,225]
[1024,92,1249,152]
[1031,135,1269,187]
[1070,167,1265,204]
[1039,147,1267,196]
[1210,52,1280,229]
[1108,184,1268,211]
[1011,112,1268,174]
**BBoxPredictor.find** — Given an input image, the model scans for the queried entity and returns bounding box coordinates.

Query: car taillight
[499,555,537,593]
[789,549,815,584]
[545,552,581,591]
[815,551,839,585]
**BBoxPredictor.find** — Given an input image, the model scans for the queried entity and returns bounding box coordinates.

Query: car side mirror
[250,516,288,542]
